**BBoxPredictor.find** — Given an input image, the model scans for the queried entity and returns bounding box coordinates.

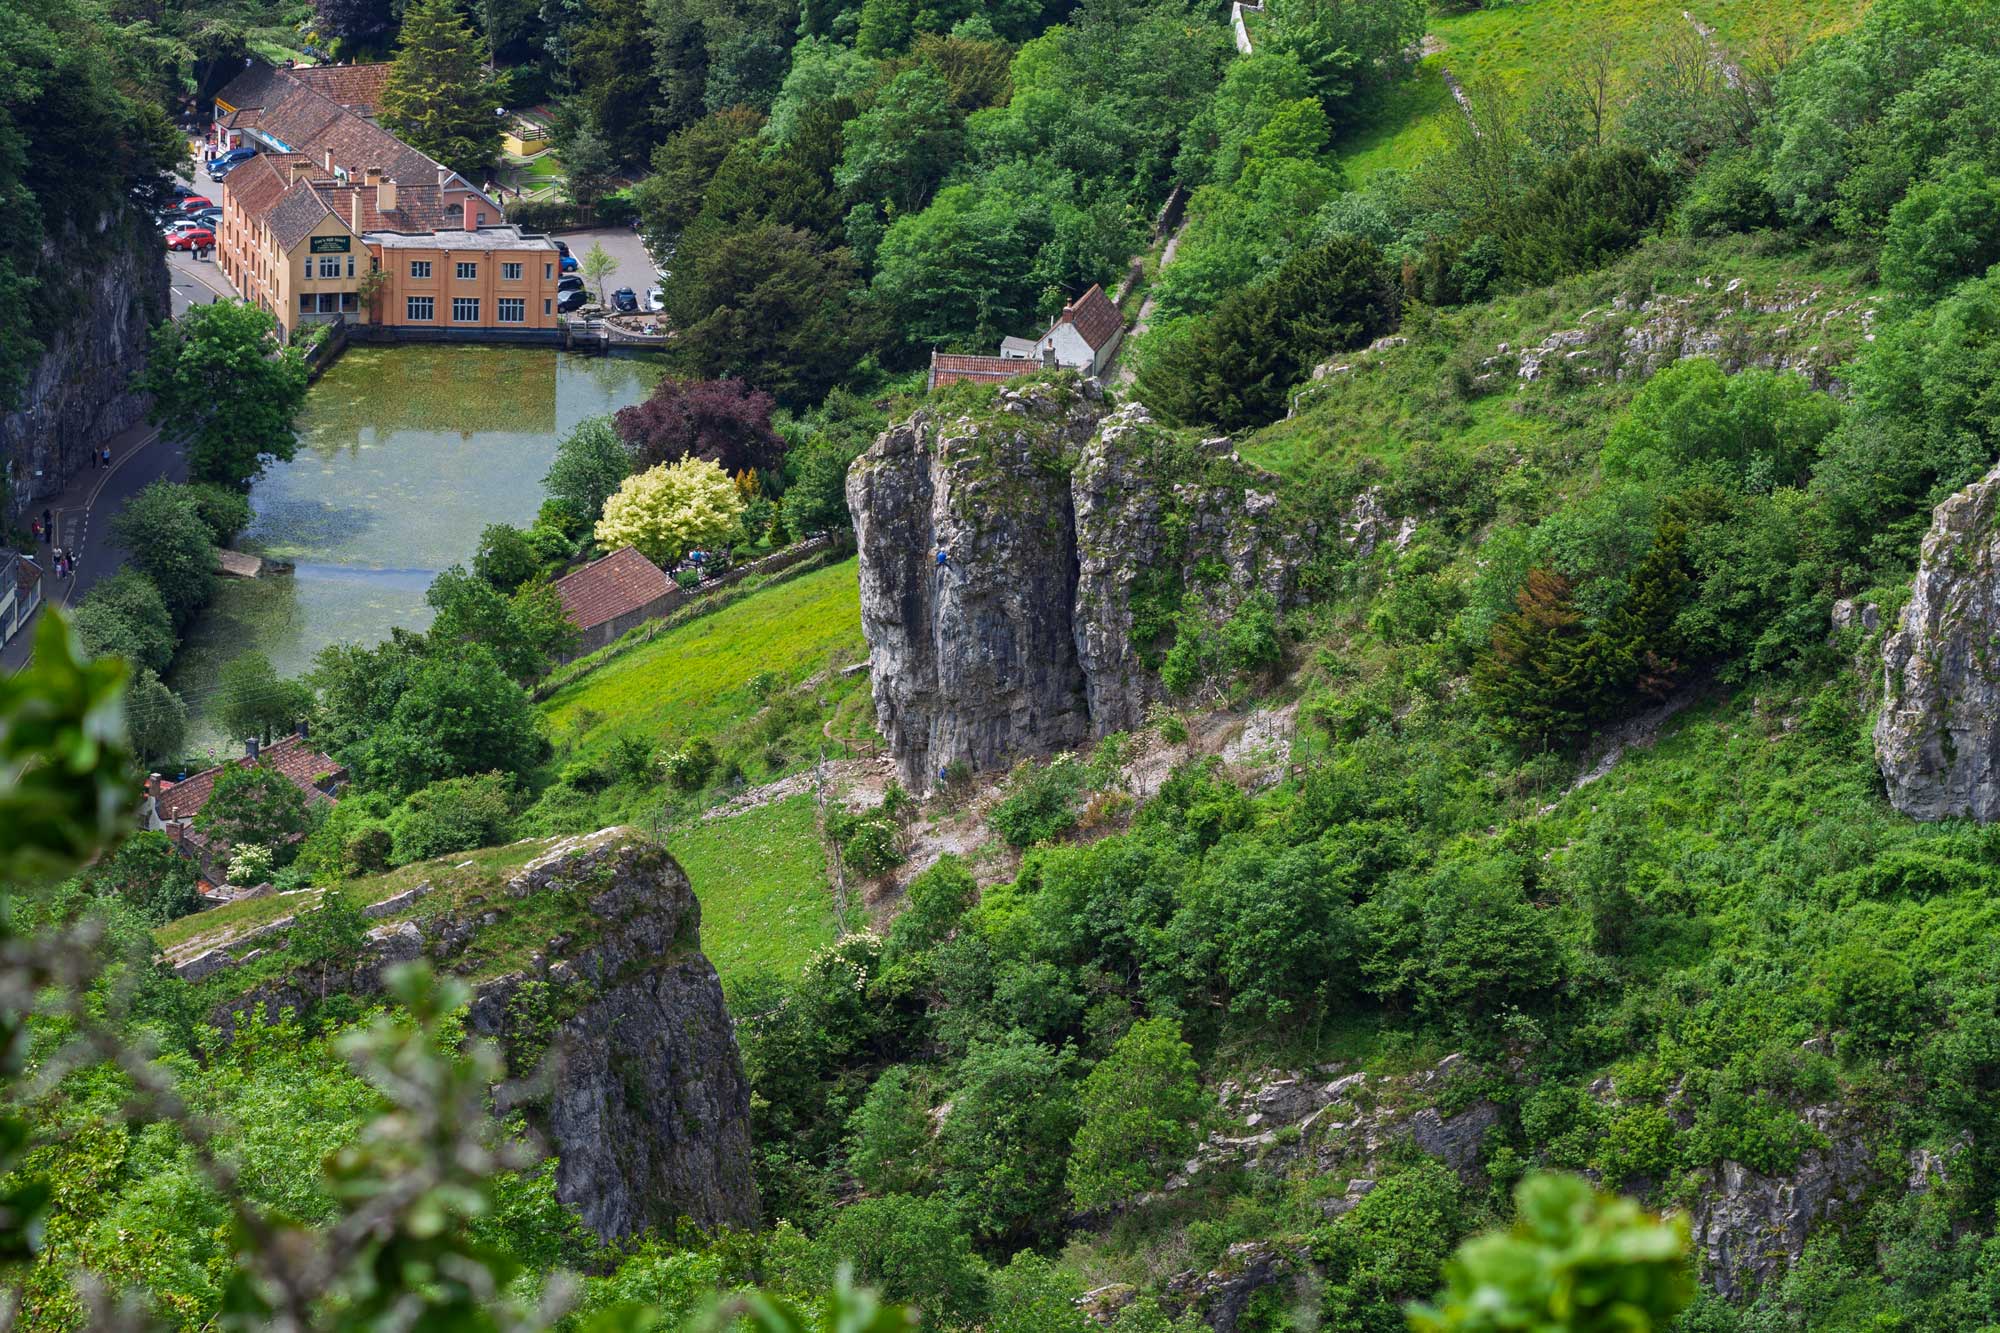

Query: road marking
[48,426,163,611]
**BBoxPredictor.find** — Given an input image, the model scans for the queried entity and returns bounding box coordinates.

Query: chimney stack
[1042,344,1057,368]
[351,189,362,234]
[379,176,397,211]
[246,737,260,761]
[463,196,478,231]
[324,148,334,174]
[364,166,382,187]
[296,720,309,740]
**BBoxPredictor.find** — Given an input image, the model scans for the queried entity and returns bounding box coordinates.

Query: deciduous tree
[196,760,312,853]
[137,302,307,490]
[109,481,216,630]
[594,457,746,567]
[614,376,784,475]
[1067,1017,1203,1211]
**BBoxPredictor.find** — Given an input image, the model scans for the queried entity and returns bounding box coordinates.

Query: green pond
[170,344,665,758]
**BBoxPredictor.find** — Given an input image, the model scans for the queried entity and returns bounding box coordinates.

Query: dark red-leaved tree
[612,376,785,476]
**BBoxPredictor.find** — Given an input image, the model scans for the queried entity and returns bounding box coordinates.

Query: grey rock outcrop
[0,211,167,518]
[849,383,1311,787]
[1687,1106,1875,1299]
[214,829,758,1238]
[1165,1241,1310,1333]
[847,379,1097,788]
[1877,463,2000,821]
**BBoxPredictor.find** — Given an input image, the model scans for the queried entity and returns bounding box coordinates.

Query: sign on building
[309,235,351,254]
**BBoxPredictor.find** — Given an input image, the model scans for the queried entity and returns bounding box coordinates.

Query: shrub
[990,755,1088,848]
[1679,147,1776,238]
[814,1194,989,1326]
[846,1065,933,1195]
[343,825,393,876]
[228,843,274,887]
[1067,1016,1203,1211]
[1880,164,2000,297]
[390,772,514,864]
[663,737,716,790]
[830,810,903,876]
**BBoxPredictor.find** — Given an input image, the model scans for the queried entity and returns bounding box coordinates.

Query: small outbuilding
[553,545,679,660]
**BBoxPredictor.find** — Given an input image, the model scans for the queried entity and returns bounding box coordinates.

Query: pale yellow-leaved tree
[594,456,745,568]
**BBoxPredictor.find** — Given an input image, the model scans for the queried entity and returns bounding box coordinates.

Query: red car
[177,196,214,212]
[166,228,215,251]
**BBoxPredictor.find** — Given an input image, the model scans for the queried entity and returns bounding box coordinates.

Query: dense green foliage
[137,301,308,490]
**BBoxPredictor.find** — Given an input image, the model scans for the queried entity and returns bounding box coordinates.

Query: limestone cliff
[217,829,759,1238]
[848,379,1311,788]
[0,209,167,515]
[1876,463,2000,821]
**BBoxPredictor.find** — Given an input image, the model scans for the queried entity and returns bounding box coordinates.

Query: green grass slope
[1335,0,1873,183]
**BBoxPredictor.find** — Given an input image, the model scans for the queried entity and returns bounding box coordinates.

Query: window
[406,295,434,321]
[452,297,480,322]
[317,256,340,279]
[341,292,357,312]
[544,299,552,315]
[456,261,477,280]
[498,298,525,323]
[477,211,489,226]
[346,256,355,277]
[299,294,313,313]
[316,292,339,313]
[544,263,553,280]
[410,260,432,279]
[502,262,522,281]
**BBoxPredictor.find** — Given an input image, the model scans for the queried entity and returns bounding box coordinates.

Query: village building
[0,553,42,652]
[141,732,347,889]
[925,283,1129,391]
[208,62,553,340]
[552,546,679,660]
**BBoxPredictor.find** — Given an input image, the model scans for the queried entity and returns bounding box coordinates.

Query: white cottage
[1035,283,1125,377]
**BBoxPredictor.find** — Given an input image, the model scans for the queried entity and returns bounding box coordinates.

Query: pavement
[168,246,236,319]
[1,422,186,671]
[558,226,662,305]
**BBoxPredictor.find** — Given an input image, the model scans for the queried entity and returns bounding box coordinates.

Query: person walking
[87,447,96,470]
[101,446,110,468]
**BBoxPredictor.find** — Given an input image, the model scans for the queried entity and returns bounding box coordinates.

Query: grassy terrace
[668,794,840,990]
[1334,0,1874,184]
[540,557,873,761]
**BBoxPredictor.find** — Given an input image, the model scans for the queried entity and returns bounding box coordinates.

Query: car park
[611,287,638,313]
[556,288,590,314]
[165,228,215,251]
[177,195,214,213]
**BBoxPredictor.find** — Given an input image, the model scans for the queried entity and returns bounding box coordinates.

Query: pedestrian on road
[87,448,96,470]
[101,446,110,468]
[29,519,40,543]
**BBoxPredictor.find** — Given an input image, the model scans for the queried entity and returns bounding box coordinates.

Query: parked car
[552,239,571,257]
[163,218,206,236]
[166,228,215,251]
[206,148,255,181]
[177,195,214,213]
[611,287,638,313]
[560,254,578,273]
[557,275,584,293]
[646,287,664,312]
[556,288,590,314]
[188,207,223,225]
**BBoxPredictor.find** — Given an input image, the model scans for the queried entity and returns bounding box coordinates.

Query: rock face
[847,378,1096,788]
[1877,463,2000,821]
[218,829,759,1239]
[478,834,759,1240]
[848,381,1312,787]
[1687,1106,1876,1299]
[0,211,167,518]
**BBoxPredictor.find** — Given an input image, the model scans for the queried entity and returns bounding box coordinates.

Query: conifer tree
[380,0,501,181]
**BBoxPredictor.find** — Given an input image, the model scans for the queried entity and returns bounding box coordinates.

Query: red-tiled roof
[1056,283,1123,352]
[290,63,393,116]
[929,352,1040,389]
[155,735,345,824]
[266,181,336,249]
[553,546,674,632]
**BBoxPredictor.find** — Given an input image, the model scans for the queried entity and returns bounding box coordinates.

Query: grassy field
[1333,0,1874,183]
[667,795,840,989]
[539,558,872,762]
